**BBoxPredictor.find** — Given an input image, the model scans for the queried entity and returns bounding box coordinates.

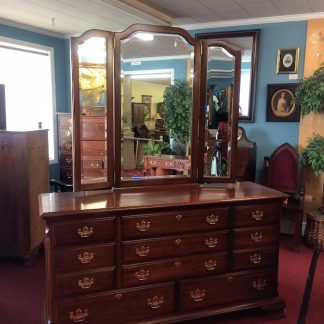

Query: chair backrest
[267,143,301,196]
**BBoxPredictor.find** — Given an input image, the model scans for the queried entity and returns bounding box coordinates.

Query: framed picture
[266,83,300,122]
[142,95,152,103]
[276,48,299,74]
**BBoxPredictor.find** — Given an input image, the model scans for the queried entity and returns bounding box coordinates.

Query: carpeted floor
[0,235,323,324]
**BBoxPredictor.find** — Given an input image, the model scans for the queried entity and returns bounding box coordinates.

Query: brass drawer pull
[78,277,94,289]
[65,142,72,150]
[78,252,94,264]
[251,232,263,243]
[174,261,182,268]
[66,157,72,164]
[136,246,150,257]
[176,214,182,221]
[206,214,219,224]
[253,279,267,291]
[252,210,264,221]
[136,221,151,232]
[64,130,71,137]
[69,308,88,322]
[204,259,217,271]
[205,237,218,248]
[77,226,93,238]
[190,289,206,302]
[135,269,150,281]
[250,253,262,264]
[227,276,234,282]
[147,296,164,309]
[115,293,123,300]
[67,117,72,125]
[175,238,182,245]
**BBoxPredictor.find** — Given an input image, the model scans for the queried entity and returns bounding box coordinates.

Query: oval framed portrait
[266,83,300,122]
[271,89,296,117]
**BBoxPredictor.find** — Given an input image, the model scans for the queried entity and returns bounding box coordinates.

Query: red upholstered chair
[266,143,305,251]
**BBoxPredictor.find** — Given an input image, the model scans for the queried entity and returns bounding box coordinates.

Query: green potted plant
[299,134,324,213]
[162,79,192,155]
[295,64,324,116]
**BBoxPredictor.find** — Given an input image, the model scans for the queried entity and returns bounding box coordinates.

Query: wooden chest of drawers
[40,182,286,323]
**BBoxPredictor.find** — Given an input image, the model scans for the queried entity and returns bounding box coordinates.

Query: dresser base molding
[42,296,285,324]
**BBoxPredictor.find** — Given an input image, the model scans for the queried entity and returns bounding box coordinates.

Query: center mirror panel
[115,25,199,186]
[198,40,241,182]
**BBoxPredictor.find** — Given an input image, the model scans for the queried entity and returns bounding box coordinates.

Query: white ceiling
[0,0,323,38]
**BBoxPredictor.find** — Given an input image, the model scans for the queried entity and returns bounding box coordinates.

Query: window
[0,37,57,162]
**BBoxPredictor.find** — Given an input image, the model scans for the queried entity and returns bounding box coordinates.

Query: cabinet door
[71,30,114,191]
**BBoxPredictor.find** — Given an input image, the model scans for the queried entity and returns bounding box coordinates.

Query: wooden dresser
[0,129,49,262]
[39,182,286,323]
[57,112,107,185]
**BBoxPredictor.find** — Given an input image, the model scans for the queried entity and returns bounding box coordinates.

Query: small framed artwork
[142,95,152,103]
[266,83,300,122]
[276,48,299,74]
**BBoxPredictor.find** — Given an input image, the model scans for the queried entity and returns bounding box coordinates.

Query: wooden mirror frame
[196,29,260,123]
[71,29,115,192]
[197,39,241,183]
[114,24,201,188]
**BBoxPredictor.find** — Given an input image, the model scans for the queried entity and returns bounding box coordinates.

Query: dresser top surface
[39,182,287,218]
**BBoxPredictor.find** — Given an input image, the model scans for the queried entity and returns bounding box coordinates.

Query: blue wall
[192,21,307,182]
[0,24,71,179]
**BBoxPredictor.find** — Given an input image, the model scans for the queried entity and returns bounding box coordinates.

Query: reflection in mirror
[205,45,235,177]
[197,30,259,122]
[119,31,194,181]
[78,36,108,185]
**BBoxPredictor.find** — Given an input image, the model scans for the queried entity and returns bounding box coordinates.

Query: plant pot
[304,209,324,251]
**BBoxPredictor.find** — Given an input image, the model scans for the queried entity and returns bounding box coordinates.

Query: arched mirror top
[197,29,260,122]
[114,24,201,187]
[198,39,241,182]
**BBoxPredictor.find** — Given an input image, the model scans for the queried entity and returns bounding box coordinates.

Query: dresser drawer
[81,140,106,155]
[55,267,115,297]
[233,248,277,271]
[54,243,115,272]
[122,207,229,239]
[234,226,279,250]
[55,282,175,324]
[60,153,73,168]
[81,117,106,140]
[234,204,279,227]
[59,139,72,153]
[59,127,72,140]
[60,168,73,183]
[82,159,105,169]
[58,114,72,127]
[179,269,277,312]
[122,252,227,287]
[122,231,228,263]
[53,218,115,246]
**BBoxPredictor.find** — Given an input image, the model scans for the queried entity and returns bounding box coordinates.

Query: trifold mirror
[71,24,241,191]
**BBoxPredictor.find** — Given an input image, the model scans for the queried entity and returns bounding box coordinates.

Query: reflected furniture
[0,129,49,262]
[236,126,256,182]
[57,113,73,184]
[144,155,191,176]
[40,182,286,324]
[264,143,305,251]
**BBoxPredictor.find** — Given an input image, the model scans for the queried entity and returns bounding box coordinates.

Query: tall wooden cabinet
[0,129,49,261]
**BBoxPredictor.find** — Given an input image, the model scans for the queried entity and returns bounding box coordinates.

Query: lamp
[154,112,162,129]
